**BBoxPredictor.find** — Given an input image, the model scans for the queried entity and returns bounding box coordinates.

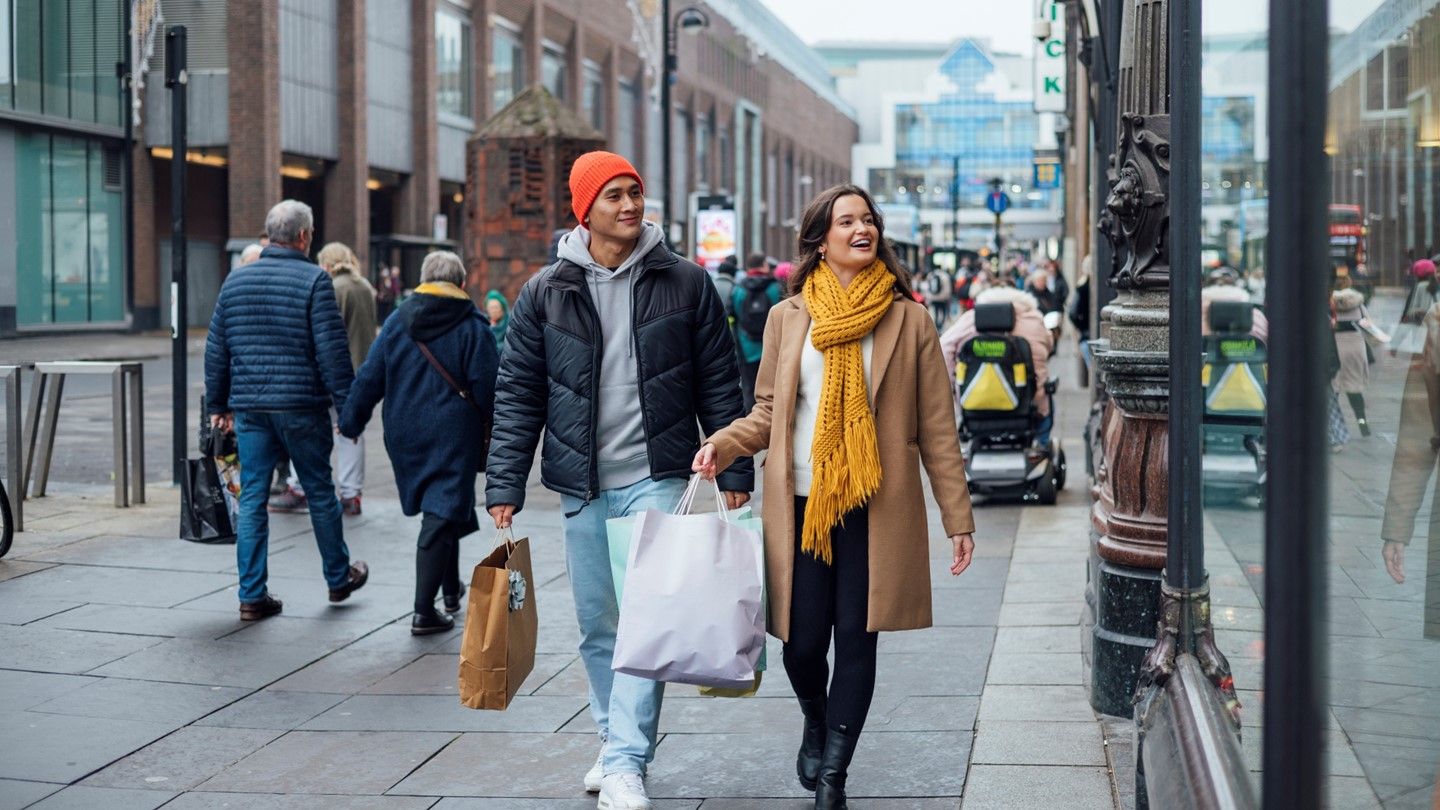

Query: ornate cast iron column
[1086,0,1174,717]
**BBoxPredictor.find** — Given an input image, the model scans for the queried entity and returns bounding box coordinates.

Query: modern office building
[0,0,128,333]
[818,38,1064,253]
[0,0,856,336]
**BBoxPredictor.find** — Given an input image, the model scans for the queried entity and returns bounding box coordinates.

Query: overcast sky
[760,0,1390,53]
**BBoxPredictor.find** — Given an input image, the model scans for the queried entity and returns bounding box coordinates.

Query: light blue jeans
[560,476,688,776]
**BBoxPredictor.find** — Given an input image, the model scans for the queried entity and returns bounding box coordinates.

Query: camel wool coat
[708,292,977,641]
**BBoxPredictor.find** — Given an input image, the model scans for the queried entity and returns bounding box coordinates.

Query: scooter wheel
[1036,467,1058,505]
[1054,447,1068,491]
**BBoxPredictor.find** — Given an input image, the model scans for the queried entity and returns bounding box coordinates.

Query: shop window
[436,10,473,118]
[582,61,603,132]
[542,43,566,100]
[615,78,638,163]
[16,131,126,325]
[491,21,523,113]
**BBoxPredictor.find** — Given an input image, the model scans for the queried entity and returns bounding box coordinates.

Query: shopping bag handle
[493,525,516,552]
[673,474,728,519]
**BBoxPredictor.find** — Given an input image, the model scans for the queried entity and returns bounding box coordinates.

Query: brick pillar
[227,0,282,242]
[400,0,438,237]
[326,0,370,267]
[130,143,160,329]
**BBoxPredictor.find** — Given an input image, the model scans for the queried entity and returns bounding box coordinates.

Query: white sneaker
[583,746,605,793]
[597,772,653,810]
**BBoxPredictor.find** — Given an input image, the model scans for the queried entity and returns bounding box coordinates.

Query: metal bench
[26,361,147,508]
[1,364,30,531]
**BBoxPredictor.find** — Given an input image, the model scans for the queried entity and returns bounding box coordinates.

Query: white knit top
[792,324,874,497]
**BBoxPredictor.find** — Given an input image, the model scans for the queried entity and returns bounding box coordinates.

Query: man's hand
[950,533,975,576]
[1382,540,1406,584]
[209,413,234,434]
[723,491,750,511]
[489,504,516,529]
[693,443,718,480]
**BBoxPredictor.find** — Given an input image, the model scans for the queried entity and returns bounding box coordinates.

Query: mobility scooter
[1201,300,1267,503]
[955,303,1066,504]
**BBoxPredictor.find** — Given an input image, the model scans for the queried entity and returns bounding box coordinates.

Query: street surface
[0,332,1122,808]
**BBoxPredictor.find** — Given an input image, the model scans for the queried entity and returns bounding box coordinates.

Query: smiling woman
[695,182,973,807]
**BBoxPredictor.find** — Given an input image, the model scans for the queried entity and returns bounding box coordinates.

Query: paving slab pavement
[0,335,1120,807]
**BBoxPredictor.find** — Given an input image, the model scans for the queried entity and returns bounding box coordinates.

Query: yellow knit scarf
[800,259,893,563]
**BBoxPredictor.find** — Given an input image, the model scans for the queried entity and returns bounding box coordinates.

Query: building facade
[0,0,856,336]
[1326,0,1440,284]
[819,39,1065,254]
[0,0,128,333]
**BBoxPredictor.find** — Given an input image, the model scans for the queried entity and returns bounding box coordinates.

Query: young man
[205,200,369,622]
[733,252,781,411]
[485,152,752,810]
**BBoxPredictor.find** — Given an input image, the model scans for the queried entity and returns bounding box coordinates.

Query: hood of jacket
[400,282,479,342]
[556,221,665,281]
[975,285,1040,313]
[1333,287,1365,312]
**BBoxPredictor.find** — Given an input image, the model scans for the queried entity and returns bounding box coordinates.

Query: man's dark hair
[745,253,767,270]
[717,261,739,278]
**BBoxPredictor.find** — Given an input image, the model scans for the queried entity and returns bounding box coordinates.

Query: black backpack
[738,276,777,340]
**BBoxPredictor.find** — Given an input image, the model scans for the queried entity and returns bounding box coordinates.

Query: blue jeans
[1036,412,1054,449]
[560,476,688,776]
[234,410,351,603]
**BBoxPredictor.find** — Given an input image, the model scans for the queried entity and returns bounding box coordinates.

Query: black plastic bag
[181,457,236,544]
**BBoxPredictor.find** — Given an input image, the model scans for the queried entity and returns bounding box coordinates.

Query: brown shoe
[328,561,370,603]
[240,594,283,621]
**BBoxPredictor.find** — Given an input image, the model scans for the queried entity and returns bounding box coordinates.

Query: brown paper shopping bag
[457,530,538,710]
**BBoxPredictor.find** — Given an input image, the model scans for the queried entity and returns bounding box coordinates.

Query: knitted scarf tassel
[800,259,893,564]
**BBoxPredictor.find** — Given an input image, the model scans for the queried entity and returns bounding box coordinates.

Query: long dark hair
[788,183,915,300]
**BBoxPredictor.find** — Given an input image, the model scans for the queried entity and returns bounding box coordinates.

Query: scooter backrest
[1208,300,1253,336]
[974,302,1015,334]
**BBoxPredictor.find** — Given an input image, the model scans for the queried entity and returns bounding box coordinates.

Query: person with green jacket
[484,289,510,356]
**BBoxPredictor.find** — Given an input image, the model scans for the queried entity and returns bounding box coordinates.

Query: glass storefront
[15,131,126,326]
[1198,0,1440,804]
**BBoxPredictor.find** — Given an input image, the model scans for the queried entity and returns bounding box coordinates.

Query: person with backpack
[735,253,783,410]
[921,265,954,328]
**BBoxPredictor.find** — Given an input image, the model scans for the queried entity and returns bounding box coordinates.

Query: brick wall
[227,0,282,241]
[324,0,370,266]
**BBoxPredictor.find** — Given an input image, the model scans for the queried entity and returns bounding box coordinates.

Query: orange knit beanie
[569,151,644,223]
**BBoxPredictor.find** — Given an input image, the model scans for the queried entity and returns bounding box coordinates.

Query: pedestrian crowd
[202,151,981,810]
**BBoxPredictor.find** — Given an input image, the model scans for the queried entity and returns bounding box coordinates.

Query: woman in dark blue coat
[339,251,499,634]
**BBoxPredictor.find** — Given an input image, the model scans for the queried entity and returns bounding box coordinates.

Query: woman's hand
[692,443,719,480]
[949,533,975,576]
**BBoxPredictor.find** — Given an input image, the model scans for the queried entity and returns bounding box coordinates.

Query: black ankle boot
[796,695,827,791]
[814,725,859,810]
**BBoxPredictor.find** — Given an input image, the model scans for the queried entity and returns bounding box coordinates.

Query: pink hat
[774,262,793,281]
[1413,258,1437,279]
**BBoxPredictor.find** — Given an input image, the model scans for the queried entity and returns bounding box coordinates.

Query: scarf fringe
[802,412,883,563]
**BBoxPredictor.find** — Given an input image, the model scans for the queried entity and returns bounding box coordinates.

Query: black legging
[784,497,879,734]
[415,512,466,615]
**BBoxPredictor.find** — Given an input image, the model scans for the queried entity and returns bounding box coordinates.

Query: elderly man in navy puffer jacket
[205,199,370,622]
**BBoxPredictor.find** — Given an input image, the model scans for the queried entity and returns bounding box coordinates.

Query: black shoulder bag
[415,340,493,471]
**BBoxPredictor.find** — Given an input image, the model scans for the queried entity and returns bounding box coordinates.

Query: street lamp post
[660,1,709,246]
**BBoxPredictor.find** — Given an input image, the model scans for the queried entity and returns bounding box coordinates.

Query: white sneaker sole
[596,796,653,810]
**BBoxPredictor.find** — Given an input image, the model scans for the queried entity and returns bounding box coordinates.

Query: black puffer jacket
[485,242,753,511]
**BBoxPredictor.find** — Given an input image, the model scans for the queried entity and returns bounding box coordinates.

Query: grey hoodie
[556,221,666,490]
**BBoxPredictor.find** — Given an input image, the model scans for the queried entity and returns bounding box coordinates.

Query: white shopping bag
[611,475,766,689]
